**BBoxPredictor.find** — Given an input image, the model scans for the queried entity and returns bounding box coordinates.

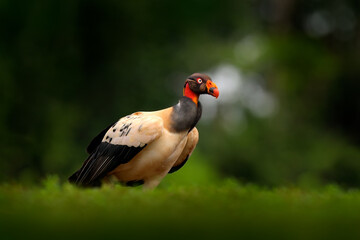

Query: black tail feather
[69,142,146,188]
[68,170,102,188]
[68,170,79,183]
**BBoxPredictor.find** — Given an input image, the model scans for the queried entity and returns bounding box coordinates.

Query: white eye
[197,78,203,84]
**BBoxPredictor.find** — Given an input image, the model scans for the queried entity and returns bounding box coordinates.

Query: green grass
[1,175,360,240]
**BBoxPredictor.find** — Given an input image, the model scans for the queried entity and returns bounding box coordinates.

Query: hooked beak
[206,80,219,98]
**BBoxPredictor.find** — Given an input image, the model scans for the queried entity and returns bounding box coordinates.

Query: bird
[68,73,219,188]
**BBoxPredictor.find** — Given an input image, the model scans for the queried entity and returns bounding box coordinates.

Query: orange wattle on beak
[207,81,219,98]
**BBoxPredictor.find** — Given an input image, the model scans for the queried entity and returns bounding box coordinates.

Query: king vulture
[69,73,219,188]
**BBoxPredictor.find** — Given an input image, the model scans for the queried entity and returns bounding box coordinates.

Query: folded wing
[168,127,199,173]
[69,113,164,187]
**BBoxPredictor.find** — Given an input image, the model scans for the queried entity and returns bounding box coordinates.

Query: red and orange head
[184,73,219,99]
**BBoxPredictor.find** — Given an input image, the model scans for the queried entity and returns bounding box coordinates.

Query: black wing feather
[69,142,146,187]
[168,155,189,174]
[86,122,116,154]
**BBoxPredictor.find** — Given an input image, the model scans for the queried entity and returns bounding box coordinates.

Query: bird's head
[183,73,219,104]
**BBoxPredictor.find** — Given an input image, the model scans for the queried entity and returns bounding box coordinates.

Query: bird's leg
[102,175,117,187]
[142,175,166,190]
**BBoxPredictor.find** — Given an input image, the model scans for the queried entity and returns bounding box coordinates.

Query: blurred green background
[1,0,360,189]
